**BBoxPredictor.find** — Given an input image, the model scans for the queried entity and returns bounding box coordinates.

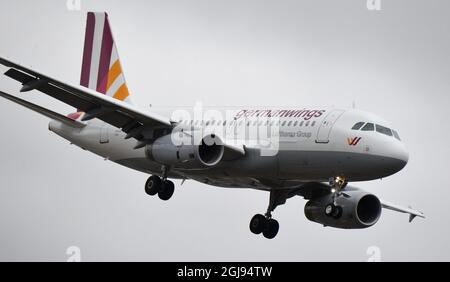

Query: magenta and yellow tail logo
[347,137,362,146]
[80,12,132,104]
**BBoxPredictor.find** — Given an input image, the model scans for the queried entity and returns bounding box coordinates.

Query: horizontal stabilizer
[0,90,86,128]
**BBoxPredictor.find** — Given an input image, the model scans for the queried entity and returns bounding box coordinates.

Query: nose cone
[393,146,409,172]
[397,143,409,167]
[385,142,409,176]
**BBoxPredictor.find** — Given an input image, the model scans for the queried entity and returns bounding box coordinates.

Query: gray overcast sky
[0,0,448,261]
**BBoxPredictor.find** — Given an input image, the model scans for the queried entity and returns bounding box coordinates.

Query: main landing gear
[145,166,175,201]
[250,214,279,240]
[250,190,290,239]
[324,176,348,219]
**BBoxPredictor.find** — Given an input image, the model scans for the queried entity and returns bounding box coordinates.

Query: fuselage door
[315,110,345,144]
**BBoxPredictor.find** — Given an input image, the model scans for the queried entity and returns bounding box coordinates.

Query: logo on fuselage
[347,137,362,146]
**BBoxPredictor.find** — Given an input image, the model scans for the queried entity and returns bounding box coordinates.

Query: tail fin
[80,12,132,104]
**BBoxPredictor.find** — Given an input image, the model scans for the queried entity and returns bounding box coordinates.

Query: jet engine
[304,190,382,229]
[145,133,224,168]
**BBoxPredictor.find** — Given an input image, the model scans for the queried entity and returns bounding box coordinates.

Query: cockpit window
[376,124,393,136]
[361,123,374,131]
[352,122,365,130]
[355,121,401,140]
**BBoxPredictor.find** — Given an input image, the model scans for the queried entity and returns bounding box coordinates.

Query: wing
[0,56,172,146]
[381,201,425,222]
[0,56,247,156]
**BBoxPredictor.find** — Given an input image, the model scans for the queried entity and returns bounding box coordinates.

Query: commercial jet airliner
[0,12,424,239]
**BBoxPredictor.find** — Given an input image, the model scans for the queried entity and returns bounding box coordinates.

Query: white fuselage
[49,107,409,190]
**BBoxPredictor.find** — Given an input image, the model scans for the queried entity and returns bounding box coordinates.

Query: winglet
[409,214,417,223]
[408,205,425,223]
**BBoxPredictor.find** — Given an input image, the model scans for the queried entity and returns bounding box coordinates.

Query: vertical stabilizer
[80,12,132,104]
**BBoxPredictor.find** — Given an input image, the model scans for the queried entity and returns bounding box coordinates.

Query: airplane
[0,12,424,239]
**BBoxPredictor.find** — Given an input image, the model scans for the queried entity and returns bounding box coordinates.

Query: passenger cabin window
[361,123,375,131]
[376,124,393,136]
[352,122,365,130]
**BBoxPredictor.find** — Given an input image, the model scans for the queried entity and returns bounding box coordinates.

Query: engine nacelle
[145,134,224,168]
[304,190,382,229]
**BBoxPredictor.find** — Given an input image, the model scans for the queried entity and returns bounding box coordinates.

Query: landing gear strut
[325,176,347,219]
[144,166,175,201]
[250,190,290,239]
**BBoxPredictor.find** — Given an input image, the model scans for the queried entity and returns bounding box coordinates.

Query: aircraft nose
[398,144,409,166]
[389,142,409,173]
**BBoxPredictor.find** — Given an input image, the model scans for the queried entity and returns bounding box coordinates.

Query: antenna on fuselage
[352,101,357,109]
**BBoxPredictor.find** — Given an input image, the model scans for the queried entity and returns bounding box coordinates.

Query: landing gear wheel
[145,175,162,196]
[158,180,175,201]
[249,190,288,239]
[325,204,334,216]
[249,214,267,235]
[325,203,343,219]
[263,219,279,239]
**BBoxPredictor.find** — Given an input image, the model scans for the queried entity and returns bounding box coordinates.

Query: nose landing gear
[325,203,343,219]
[325,176,348,219]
